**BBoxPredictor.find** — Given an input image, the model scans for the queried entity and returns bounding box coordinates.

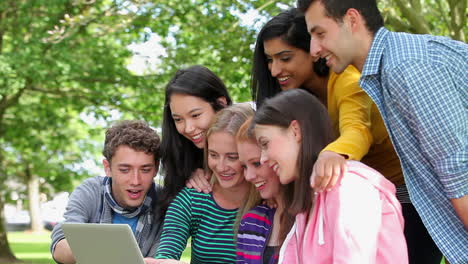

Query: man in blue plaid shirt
[297,0,467,263]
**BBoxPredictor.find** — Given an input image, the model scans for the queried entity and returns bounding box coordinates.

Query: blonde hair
[202,103,255,238]
[235,116,256,143]
[204,102,254,180]
[234,117,262,233]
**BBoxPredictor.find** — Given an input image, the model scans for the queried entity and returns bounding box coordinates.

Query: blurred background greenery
[0,0,464,262]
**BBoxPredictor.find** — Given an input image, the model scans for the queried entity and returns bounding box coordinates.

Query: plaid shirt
[360,27,467,263]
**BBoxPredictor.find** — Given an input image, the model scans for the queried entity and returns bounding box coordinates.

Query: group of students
[50,0,467,263]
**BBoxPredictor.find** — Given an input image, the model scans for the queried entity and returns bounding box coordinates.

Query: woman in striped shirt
[235,117,292,264]
[145,104,254,264]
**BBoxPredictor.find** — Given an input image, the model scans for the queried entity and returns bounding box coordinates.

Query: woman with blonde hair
[146,103,254,264]
[235,117,292,264]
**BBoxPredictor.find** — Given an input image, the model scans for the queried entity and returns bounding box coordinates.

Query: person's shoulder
[383,32,430,64]
[384,32,464,67]
[331,65,360,87]
[176,187,211,201]
[73,176,105,193]
[341,161,396,194]
[82,175,105,185]
[241,204,274,224]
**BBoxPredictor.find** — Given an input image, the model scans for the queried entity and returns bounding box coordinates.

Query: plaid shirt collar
[361,27,389,77]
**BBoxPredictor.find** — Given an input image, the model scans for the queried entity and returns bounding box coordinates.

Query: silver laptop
[62,223,145,264]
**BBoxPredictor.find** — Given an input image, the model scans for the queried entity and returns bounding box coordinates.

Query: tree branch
[25,85,154,117]
[0,86,27,113]
[382,11,412,32]
[0,82,28,137]
[435,0,451,34]
[447,0,466,41]
[393,0,431,34]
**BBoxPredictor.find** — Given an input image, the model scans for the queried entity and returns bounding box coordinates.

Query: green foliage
[379,0,466,41]
[0,0,463,259]
[133,0,291,103]
[0,0,159,197]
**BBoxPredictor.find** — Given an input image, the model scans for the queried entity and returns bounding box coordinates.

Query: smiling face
[304,1,356,74]
[169,93,217,149]
[207,131,245,189]
[237,140,282,200]
[103,145,157,209]
[255,123,301,184]
[264,37,315,91]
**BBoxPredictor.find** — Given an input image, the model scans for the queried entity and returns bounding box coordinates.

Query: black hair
[158,65,232,216]
[251,8,329,108]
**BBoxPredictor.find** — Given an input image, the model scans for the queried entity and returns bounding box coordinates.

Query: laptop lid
[62,223,146,264]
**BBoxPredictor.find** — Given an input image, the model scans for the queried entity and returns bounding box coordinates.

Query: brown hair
[103,120,161,164]
[253,89,335,215]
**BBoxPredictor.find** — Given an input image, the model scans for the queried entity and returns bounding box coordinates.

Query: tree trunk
[0,195,18,262]
[26,165,43,233]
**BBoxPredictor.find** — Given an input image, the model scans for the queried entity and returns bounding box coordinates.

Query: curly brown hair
[102,120,161,163]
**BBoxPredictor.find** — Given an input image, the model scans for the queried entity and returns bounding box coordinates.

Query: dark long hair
[251,8,329,107]
[253,89,335,216]
[158,65,232,216]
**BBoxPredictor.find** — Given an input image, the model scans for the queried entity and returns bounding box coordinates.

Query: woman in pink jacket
[253,89,408,264]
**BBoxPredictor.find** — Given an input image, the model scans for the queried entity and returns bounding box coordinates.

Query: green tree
[379,0,466,41]
[2,101,102,232]
[0,0,158,261]
[0,0,463,262]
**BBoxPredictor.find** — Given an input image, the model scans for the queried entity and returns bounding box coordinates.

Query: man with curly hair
[51,120,164,264]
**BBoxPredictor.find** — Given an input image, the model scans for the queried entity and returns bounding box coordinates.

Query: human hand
[186,168,212,193]
[310,151,347,192]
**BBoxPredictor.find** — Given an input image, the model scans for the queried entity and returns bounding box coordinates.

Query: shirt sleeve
[323,67,374,160]
[50,177,101,256]
[155,188,193,259]
[386,61,467,198]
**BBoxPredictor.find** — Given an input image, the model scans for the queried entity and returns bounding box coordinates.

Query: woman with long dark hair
[146,104,253,264]
[251,10,435,262]
[253,89,408,264]
[158,65,232,216]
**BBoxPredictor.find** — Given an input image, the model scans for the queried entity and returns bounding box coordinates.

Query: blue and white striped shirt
[360,27,467,263]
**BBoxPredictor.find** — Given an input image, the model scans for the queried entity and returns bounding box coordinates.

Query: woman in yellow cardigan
[250,8,442,264]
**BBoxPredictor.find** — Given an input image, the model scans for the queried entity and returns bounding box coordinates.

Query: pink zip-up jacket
[278,161,408,264]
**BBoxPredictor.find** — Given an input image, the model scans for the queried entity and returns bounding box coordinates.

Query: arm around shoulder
[324,67,373,161]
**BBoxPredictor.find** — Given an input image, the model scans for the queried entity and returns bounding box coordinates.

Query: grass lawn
[5,231,192,264]
[5,231,446,264]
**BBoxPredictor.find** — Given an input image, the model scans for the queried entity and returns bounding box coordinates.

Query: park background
[0,0,465,263]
